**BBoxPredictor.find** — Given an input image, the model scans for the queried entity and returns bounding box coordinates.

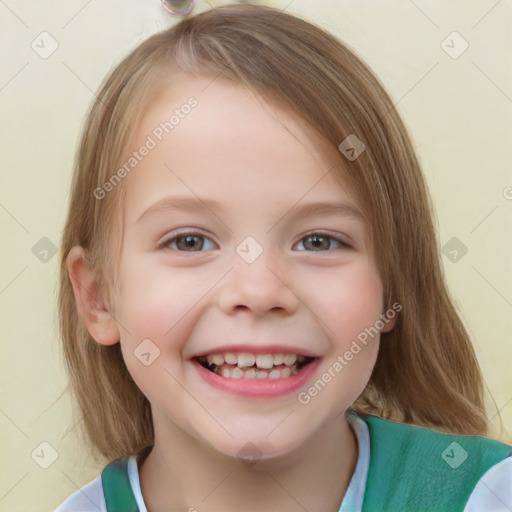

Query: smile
[197,352,315,379]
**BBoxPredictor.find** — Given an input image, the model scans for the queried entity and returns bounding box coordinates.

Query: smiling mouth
[196,352,316,379]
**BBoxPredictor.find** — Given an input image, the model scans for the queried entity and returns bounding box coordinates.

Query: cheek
[116,259,207,340]
[308,261,384,344]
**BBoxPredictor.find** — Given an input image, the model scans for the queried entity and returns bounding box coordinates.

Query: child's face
[111,73,389,459]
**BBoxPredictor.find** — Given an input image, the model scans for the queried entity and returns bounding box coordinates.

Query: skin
[68,72,395,512]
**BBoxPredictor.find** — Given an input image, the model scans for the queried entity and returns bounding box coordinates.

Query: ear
[67,246,120,345]
[380,303,398,333]
[380,315,396,333]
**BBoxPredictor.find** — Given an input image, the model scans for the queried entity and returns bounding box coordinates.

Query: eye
[162,232,216,252]
[293,233,349,252]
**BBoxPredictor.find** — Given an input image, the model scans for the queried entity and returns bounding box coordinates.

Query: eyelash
[160,231,351,252]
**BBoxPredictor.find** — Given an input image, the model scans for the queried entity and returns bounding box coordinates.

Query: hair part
[59,3,489,461]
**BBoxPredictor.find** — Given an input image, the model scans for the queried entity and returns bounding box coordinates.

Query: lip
[190,344,320,359]
[192,357,322,398]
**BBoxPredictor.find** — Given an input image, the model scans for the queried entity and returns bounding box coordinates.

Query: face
[109,73,389,460]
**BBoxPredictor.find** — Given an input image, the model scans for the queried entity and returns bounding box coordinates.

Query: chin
[203,426,314,469]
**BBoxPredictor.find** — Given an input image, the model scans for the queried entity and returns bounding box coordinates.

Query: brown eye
[176,235,204,251]
[294,234,346,252]
[163,233,216,251]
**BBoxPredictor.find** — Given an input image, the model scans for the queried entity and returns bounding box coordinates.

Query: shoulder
[359,413,512,511]
[361,413,511,462]
[54,475,106,512]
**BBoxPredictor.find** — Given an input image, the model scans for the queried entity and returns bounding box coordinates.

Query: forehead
[121,73,358,223]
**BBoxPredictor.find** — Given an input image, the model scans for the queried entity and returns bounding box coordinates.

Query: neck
[139,412,358,512]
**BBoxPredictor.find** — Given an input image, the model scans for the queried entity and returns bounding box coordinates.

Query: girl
[56,4,511,511]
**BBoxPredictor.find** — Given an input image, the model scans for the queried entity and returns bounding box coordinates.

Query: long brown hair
[59,3,490,461]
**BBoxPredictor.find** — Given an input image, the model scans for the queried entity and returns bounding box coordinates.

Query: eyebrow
[136,196,232,223]
[136,196,365,224]
[287,200,364,221]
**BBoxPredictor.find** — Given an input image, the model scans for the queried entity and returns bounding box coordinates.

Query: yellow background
[0,1,510,510]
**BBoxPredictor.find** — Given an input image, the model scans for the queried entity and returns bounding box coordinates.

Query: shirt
[55,411,512,511]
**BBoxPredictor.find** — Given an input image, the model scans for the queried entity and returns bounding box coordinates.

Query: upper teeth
[205,352,302,369]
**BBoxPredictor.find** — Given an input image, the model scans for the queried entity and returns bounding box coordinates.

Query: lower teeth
[215,365,296,379]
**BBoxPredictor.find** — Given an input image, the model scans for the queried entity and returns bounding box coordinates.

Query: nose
[217,248,300,317]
